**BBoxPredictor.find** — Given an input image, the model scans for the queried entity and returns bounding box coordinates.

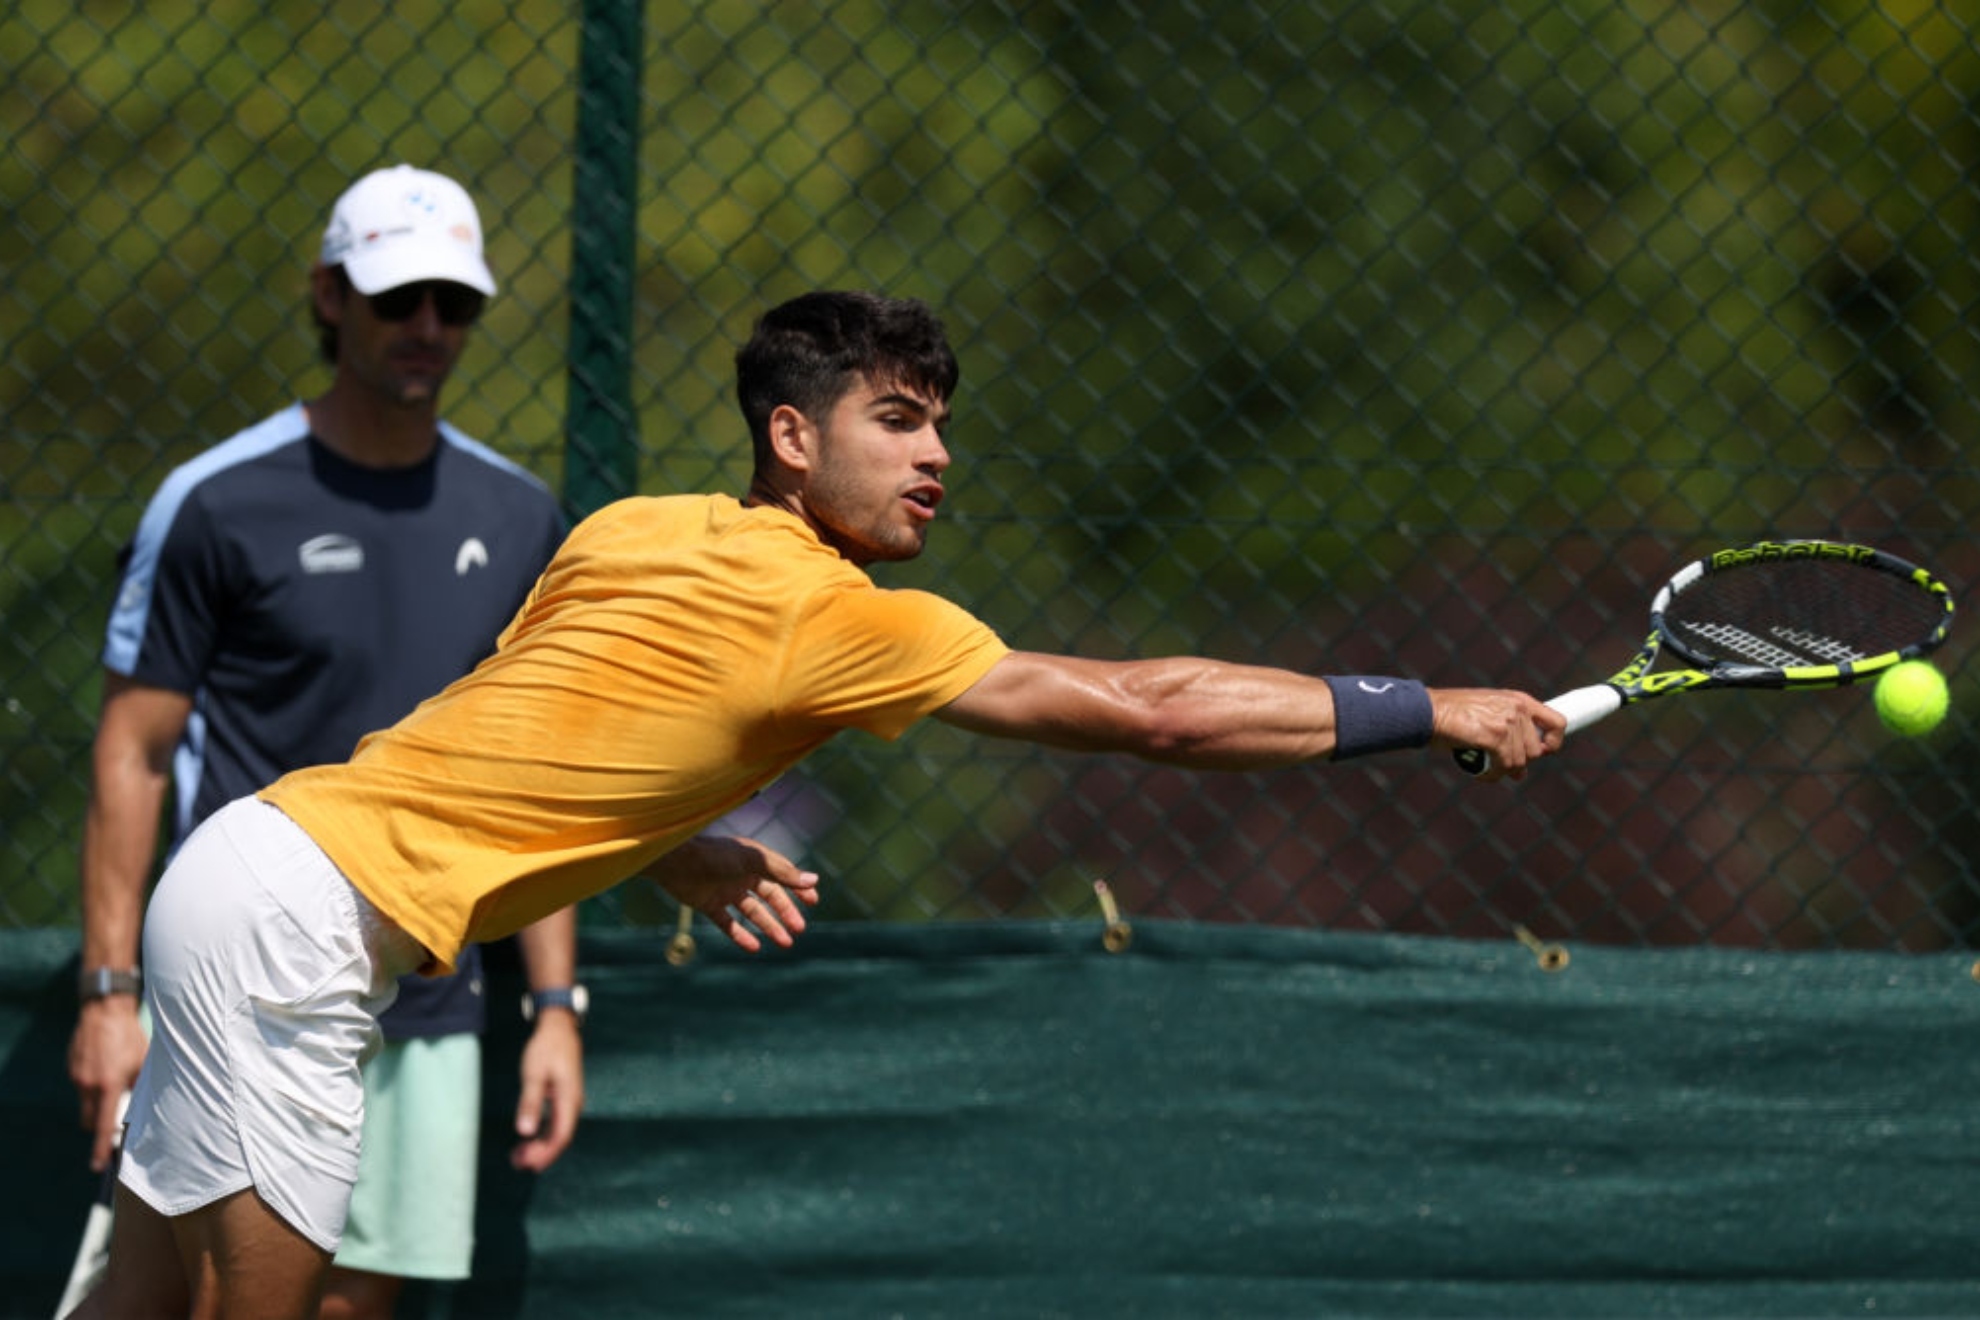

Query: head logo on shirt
[299,534,364,574]
[455,537,489,576]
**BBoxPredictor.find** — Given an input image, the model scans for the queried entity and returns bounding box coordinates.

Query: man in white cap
[64,165,817,1318]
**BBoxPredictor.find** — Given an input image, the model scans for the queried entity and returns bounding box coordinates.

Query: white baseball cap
[319,165,496,296]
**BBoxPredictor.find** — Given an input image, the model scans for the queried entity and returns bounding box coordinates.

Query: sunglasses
[365,281,487,327]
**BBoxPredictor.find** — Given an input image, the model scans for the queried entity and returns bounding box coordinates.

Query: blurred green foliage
[4,0,1976,946]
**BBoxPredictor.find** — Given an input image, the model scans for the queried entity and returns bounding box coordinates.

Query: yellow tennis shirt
[262,494,1008,972]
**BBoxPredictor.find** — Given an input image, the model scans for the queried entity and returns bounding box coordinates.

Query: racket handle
[1452,684,1622,776]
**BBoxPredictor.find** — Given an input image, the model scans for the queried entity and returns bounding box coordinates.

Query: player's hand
[646,835,821,953]
[68,998,148,1171]
[1428,688,1566,781]
[513,1010,583,1172]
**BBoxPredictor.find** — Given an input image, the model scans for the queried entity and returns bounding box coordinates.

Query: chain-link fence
[4,1,1975,950]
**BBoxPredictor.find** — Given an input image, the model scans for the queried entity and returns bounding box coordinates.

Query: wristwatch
[521,984,589,1027]
[78,967,143,1002]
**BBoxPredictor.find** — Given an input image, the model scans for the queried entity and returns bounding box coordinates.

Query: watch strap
[522,984,588,1025]
[78,967,143,1001]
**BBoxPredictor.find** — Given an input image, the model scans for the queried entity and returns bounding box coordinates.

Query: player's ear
[310,262,349,326]
[765,403,818,474]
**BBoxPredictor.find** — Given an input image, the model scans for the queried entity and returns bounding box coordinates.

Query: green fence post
[562,0,643,520]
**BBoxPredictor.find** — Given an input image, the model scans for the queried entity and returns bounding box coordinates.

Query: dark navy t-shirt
[105,403,566,1038]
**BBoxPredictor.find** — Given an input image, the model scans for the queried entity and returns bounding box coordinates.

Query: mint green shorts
[334,1032,482,1280]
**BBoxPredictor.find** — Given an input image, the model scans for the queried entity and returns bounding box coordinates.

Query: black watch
[521,984,589,1027]
[78,967,143,1002]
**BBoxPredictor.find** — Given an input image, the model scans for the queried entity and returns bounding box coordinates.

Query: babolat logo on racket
[1711,540,1874,569]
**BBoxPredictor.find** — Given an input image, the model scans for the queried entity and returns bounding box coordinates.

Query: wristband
[1323,676,1434,759]
[78,967,143,1001]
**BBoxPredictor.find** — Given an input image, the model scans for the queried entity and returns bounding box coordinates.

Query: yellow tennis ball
[1874,660,1949,737]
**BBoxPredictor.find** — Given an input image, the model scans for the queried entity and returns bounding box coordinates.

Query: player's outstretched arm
[644,835,822,953]
[935,652,1563,777]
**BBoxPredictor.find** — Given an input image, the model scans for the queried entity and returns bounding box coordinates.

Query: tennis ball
[1874,660,1949,737]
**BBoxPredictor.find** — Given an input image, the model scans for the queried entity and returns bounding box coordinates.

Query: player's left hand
[647,834,822,953]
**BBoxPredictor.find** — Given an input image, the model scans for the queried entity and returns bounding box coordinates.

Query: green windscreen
[15,925,1968,1318]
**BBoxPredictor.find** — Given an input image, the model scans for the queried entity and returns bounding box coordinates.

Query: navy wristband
[1323,676,1434,759]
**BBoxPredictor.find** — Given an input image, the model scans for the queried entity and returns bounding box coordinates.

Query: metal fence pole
[562,0,643,520]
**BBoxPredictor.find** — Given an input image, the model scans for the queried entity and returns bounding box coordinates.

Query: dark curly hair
[734,291,959,468]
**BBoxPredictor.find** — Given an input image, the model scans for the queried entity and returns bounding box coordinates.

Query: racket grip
[1452,684,1622,777]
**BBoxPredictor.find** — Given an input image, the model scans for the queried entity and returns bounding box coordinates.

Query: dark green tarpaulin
[5,923,1978,1318]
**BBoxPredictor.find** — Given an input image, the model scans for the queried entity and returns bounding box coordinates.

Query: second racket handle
[1452,684,1622,776]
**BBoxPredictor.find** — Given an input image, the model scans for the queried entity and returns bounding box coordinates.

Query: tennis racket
[54,1091,127,1319]
[1455,539,1955,776]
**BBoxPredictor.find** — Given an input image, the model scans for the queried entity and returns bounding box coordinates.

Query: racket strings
[1675,619,1860,668]
[1663,560,1945,669]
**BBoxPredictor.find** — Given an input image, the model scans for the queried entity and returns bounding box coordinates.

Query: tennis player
[75,289,1562,1319]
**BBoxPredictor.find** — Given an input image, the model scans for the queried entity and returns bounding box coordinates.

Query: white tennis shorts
[119,796,424,1253]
